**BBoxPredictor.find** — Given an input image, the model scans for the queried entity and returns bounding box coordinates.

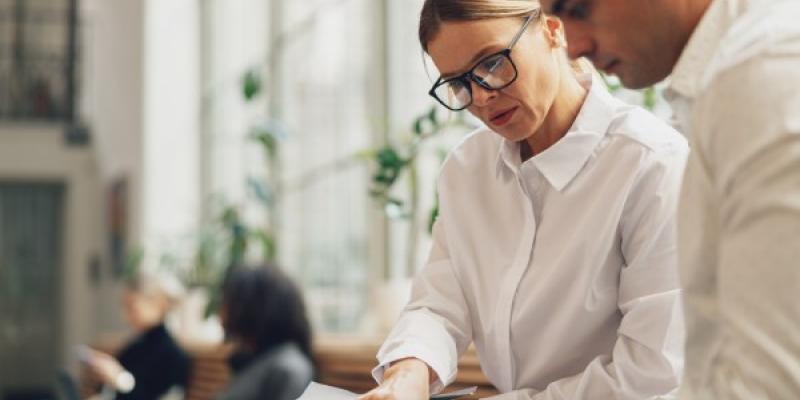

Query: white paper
[431,386,477,399]
[296,382,478,400]
[297,382,358,400]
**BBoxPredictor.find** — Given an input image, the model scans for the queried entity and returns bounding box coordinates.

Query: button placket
[494,170,538,391]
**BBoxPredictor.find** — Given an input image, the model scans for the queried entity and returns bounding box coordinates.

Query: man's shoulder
[707,0,800,85]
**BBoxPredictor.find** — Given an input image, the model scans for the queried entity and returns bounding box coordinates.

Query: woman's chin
[492,124,529,143]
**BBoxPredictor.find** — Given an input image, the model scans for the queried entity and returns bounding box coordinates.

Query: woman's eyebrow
[441,45,500,79]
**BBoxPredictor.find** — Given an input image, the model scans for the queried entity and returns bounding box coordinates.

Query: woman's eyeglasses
[428,10,539,111]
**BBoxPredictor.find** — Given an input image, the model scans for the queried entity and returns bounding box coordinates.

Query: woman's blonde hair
[419,0,542,53]
[418,0,595,76]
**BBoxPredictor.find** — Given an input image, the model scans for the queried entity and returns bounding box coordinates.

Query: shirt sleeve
[483,143,688,400]
[371,211,474,394]
[689,51,800,398]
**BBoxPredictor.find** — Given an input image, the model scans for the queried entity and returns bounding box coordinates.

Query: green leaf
[427,203,439,234]
[376,146,405,168]
[643,86,657,110]
[230,224,248,266]
[250,121,286,160]
[427,106,438,126]
[252,229,278,262]
[122,247,145,283]
[413,116,425,136]
[247,177,274,206]
[374,168,398,185]
[242,69,262,101]
[221,206,240,227]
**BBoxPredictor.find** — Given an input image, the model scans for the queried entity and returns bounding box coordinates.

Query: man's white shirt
[665,0,800,398]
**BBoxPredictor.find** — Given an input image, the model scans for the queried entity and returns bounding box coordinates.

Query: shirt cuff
[371,343,455,394]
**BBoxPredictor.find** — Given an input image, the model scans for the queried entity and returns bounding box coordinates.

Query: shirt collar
[667,0,741,100]
[496,73,618,192]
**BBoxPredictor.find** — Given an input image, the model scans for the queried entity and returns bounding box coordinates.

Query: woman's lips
[490,107,518,126]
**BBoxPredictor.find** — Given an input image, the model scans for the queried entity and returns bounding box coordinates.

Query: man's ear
[544,16,566,48]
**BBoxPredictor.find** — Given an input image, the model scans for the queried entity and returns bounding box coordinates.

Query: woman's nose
[470,81,497,107]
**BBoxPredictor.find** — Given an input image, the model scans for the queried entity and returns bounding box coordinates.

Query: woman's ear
[543,16,567,48]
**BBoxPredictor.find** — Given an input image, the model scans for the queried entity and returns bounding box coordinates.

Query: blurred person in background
[82,271,190,400]
[217,264,315,400]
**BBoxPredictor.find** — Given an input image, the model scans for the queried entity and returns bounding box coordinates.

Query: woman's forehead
[428,18,520,75]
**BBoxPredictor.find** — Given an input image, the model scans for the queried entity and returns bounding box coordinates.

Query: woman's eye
[482,57,504,72]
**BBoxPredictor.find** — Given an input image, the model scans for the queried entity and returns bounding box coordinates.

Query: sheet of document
[297,382,358,400]
[297,382,479,400]
[431,386,478,399]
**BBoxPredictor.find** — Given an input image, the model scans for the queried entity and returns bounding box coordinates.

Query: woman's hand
[84,349,134,392]
[359,358,433,400]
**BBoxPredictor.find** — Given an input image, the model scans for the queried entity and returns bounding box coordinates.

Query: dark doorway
[0,182,65,400]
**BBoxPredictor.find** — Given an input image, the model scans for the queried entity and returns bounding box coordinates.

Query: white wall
[80,0,147,339]
[82,0,145,236]
[142,0,200,253]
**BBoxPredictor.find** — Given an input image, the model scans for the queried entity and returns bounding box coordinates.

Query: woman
[361,1,687,399]
[217,264,315,400]
[83,272,190,400]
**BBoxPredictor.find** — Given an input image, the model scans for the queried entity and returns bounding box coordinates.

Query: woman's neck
[524,71,588,160]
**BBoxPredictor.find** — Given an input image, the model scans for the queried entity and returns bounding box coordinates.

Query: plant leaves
[252,229,278,262]
[242,69,262,101]
[247,177,274,206]
[643,86,657,110]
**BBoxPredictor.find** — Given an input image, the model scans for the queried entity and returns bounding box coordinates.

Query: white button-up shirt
[664,0,800,398]
[373,75,688,399]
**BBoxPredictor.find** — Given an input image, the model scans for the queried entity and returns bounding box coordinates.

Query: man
[539,0,800,398]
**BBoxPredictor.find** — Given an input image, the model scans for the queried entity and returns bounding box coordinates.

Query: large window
[199,1,670,336]
[275,0,376,333]
[0,0,79,121]
[201,0,451,335]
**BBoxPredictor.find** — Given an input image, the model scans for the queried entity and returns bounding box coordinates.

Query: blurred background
[0,1,669,398]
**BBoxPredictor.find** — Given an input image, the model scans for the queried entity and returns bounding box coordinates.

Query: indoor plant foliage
[360,107,473,277]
